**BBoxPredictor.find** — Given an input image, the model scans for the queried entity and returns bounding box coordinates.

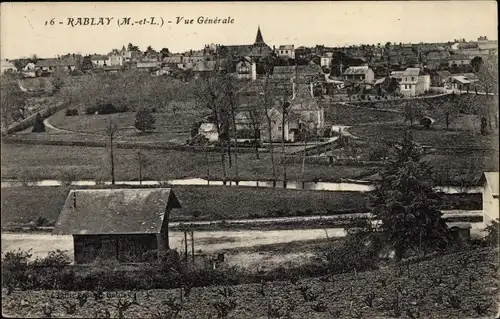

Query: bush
[85,103,122,115]
[483,219,499,247]
[65,108,79,116]
[70,70,83,76]
[1,249,33,294]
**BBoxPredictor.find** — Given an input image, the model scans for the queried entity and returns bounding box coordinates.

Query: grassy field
[2,247,498,318]
[0,185,368,226]
[1,142,373,182]
[0,185,482,227]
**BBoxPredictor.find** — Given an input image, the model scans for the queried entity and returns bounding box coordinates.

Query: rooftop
[53,188,182,235]
[343,66,371,75]
[481,172,499,197]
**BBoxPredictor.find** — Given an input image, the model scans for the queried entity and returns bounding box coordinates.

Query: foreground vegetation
[2,245,498,318]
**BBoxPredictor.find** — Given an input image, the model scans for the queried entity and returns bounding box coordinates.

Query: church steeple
[254,25,264,45]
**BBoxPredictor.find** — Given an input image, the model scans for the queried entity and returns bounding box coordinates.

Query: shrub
[483,219,499,247]
[70,70,83,76]
[85,105,98,115]
[1,249,33,294]
[65,108,79,116]
[32,113,45,133]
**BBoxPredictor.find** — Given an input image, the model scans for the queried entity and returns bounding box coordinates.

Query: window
[411,77,415,81]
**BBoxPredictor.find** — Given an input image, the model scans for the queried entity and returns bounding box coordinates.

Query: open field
[1,142,373,182]
[0,185,482,227]
[2,247,498,318]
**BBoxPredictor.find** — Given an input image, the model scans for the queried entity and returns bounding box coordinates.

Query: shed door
[97,236,118,261]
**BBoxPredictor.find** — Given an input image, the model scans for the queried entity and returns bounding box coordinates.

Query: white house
[480,172,499,227]
[1,59,17,74]
[398,68,430,97]
[235,56,257,80]
[198,123,219,142]
[342,66,375,84]
[91,54,110,68]
[275,45,295,59]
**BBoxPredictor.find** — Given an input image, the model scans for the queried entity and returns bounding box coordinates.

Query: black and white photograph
[1,1,499,318]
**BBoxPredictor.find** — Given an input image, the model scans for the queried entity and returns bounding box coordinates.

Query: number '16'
[45,18,55,26]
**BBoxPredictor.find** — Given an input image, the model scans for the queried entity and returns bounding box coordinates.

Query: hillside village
[1,12,500,319]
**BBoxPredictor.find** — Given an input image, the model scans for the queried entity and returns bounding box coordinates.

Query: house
[192,60,218,78]
[342,66,375,84]
[398,68,430,97]
[260,83,325,142]
[35,58,77,75]
[319,52,334,68]
[218,26,273,60]
[425,51,450,70]
[296,63,323,84]
[136,61,161,72]
[272,65,296,80]
[198,123,219,142]
[448,54,472,67]
[1,59,18,74]
[275,45,295,59]
[480,172,499,227]
[235,57,257,80]
[22,62,37,78]
[90,54,110,68]
[450,75,471,92]
[430,70,452,87]
[103,65,122,73]
[108,54,124,66]
[53,188,182,264]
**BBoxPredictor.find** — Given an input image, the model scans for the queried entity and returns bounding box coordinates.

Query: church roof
[255,25,265,45]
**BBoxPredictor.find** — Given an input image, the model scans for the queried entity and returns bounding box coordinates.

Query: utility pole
[281,97,290,189]
[191,230,195,263]
[106,118,117,185]
[184,230,188,262]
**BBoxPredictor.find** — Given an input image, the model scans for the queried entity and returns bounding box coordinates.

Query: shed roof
[451,76,470,84]
[53,188,181,235]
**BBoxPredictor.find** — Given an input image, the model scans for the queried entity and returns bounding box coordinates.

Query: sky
[1,1,498,59]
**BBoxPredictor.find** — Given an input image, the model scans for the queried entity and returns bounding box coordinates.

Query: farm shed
[53,188,182,264]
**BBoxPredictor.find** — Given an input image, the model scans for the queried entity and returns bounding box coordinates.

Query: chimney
[292,81,296,99]
[310,82,314,96]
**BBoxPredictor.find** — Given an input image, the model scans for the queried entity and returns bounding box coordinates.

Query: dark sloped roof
[53,188,182,235]
[36,58,77,67]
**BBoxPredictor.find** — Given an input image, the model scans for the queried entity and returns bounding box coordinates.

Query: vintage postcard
[1,1,499,318]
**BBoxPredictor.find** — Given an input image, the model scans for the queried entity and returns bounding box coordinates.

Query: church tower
[254,25,265,45]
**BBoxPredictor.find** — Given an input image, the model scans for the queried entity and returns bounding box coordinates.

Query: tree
[31,113,46,133]
[259,56,278,185]
[195,76,229,183]
[403,101,424,126]
[220,75,240,182]
[475,57,498,129]
[370,132,449,260]
[134,107,156,133]
[80,56,94,72]
[160,48,170,59]
[471,56,483,72]
[127,43,139,51]
[51,76,64,94]
[106,118,118,185]
[1,77,27,130]
[135,150,150,185]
